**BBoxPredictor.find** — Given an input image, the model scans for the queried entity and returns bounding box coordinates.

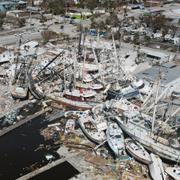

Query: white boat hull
[165,166,180,180]
[116,117,180,162]
[107,121,124,157]
[149,153,166,180]
[125,138,152,165]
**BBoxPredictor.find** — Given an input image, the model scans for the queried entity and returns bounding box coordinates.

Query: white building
[0,47,14,63]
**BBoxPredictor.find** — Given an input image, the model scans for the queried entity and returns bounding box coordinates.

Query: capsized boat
[149,153,166,180]
[165,166,180,180]
[106,120,124,156]
[125,138,152,165]
[78,111,107,144]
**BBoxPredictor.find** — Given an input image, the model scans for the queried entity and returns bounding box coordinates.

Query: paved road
[0,31,42,46]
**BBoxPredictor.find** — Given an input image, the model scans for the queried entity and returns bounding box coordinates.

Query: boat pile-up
[65,97,180,180]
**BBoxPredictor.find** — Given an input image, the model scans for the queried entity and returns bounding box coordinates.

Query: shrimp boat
[125,138,152,165]
[63,88,97,102]
[47,94,96,110]
[64,119,75,134]
[10,63,29,99]
[27,70,44,99]
[149,153,166,180]
[107,85,139,100]
[106,120,124,156]
[78,111,107,144]
[112,99,180,162]
[75,82,103,91]
[165,166,180,180]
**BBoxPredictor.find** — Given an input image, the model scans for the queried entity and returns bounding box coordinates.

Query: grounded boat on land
[165,166,180,180]
[63,88,97,102]
[106,120,124,157]
[111,99,180,162]
[27,71,44,99]
[10,65,29,99]
[78,111,107,144]
[107,85,139,100]
[149,153,166,180]
[125,138,152,165]
[115,114,180,162]
[75,82,103,91]
[64,119,75,134]
[47,94,96,110]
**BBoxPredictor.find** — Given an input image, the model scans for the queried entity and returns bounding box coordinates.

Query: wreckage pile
[0,38,180,180]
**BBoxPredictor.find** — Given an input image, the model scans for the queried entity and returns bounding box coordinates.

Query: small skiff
[125,138,152,165]
[149,153,166,180]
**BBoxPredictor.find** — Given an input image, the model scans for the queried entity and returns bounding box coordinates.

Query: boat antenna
[36,51,64,77]
[78,16,83,60]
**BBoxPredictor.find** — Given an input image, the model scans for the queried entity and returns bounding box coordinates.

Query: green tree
[18,18,26,27]
[41,31,58,43]
[48,0,65,15]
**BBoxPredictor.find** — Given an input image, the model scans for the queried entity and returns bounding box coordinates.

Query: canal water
[0,115,79,180]
[30,161,79,180]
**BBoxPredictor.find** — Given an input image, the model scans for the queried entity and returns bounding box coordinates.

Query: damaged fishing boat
[110,99,180,162]
[165,166,180,180]
[10,62,29,99]
[106,120,124,157]
[78,111,107,144]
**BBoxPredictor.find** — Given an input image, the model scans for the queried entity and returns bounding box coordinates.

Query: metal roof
[137,63,180,86]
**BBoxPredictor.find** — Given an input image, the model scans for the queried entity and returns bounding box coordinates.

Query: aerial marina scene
[0,0,180,179]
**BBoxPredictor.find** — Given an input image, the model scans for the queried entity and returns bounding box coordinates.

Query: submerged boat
[78,111,107,144]
[149,153,166,180]
[125,138,152,165]
[106,120,124,156]
[165,166,180,180]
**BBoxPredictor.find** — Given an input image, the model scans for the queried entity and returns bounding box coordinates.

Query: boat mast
[112,32,119,71]
[63,58,66,91]
[152,71,161,133]
[82,47,87,81]
[74,51,77,87]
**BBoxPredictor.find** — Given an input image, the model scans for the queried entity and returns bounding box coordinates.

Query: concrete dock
[0,108,48,137]
[16,152,83,180]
